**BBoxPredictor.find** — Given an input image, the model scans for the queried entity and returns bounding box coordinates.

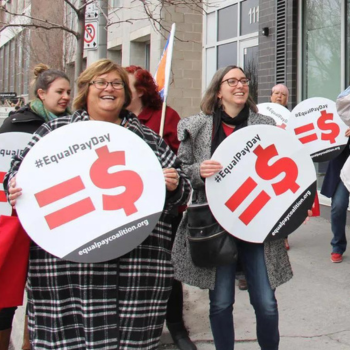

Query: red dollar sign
[253,144,300,195]
[90,145,143,216]
[317,110,340,144]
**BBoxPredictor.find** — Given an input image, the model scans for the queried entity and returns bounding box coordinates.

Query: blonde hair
[31,63,70,98]
[73,59,132,111]
[200,65,257,115]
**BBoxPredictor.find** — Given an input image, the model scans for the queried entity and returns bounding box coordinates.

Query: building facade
[0,0,65,101]
[1,1,349,167]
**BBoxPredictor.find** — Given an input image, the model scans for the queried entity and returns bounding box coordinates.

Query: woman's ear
[37,89,46,101]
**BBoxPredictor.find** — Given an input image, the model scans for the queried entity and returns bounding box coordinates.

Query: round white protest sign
[206,125,316,243]
[16,121,166,263]
[257,103,290,129]
[0,132,32,216]
[286,97,348,162]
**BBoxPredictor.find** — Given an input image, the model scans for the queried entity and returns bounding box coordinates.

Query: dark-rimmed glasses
[221,78,250,87]
[89,80,124,90]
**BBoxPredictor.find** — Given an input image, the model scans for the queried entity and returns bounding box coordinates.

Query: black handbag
[187,202,238,268]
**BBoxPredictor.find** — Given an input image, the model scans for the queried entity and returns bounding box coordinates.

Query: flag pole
[159,23,176,137]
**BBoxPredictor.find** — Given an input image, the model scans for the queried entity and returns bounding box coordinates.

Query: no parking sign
[16,121,166,263]
[84,21,98,50]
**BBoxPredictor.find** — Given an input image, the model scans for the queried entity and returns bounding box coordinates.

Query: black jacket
[0,104,44,134]
[320,140,350,198]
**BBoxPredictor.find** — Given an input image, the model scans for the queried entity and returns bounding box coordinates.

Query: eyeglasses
[221,78,250,87]
[89,80,124,90]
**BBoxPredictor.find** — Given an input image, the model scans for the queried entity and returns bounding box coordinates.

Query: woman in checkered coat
[4,59,191,350]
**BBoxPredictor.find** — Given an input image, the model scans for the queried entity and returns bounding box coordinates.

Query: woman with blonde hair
[5,59,191,350]
[0,63,71,350]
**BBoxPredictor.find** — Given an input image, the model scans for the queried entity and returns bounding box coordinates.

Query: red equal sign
[35,176,95,230]
[294,123,318,144]
[0,172,7,202]
[225,177,271,226]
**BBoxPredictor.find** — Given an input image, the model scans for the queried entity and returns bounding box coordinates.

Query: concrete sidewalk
[159,213,350,349]
[10,213,350,349]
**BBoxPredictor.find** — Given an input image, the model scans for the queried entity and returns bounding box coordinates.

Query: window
[302,0,341,101]
[110,0,122,8]
[218,5,237,41]
[240,0,259,36]
[204,0,259,89]
[130,39,151,69]
[302,0,342,189]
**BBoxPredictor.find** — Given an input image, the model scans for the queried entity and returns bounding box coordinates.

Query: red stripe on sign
[294,123,315,135]
[35,176,85,208]
[0,191,7,202]
[298,133,318,144]
[239,190,271,226]
[44,198,95,230]
[0,172,7,202]
[225,177,257,212]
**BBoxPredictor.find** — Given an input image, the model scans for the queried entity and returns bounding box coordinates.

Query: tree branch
[0,22,78,37]
[0,5,79,38]
[63,0,79,16]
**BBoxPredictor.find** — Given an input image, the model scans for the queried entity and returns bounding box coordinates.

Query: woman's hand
[303,209,313,224]
[8,177,22,207]
[345,128,350,137]
[200,160,223,178]
[163,168,180,192]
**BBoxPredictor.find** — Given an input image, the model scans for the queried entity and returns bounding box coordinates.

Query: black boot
[166,322,197,350]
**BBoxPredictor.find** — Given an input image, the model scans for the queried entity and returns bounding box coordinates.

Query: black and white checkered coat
[5,110,191,350]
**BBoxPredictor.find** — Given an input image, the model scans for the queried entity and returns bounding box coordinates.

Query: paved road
[10,211,350,349]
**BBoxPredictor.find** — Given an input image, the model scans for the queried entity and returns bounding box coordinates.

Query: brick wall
[161,5,203,118]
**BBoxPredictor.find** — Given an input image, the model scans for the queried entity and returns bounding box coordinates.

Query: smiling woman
[73,60,131,124]
[172,65,294,350]
[4,59,191,350]
[0,63,71,350]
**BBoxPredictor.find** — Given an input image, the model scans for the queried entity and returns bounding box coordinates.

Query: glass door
[240,38,259,103]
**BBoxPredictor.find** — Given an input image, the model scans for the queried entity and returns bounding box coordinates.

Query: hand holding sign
[200,160,223,178]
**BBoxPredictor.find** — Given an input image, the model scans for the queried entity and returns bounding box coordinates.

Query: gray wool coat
[172,110,294,290]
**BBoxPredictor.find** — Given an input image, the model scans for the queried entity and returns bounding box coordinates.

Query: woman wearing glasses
[172,66,293,350]
[5,59,191,350]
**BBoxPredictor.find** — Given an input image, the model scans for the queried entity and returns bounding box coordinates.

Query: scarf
[211,104,250,155]
[30,99,70,123]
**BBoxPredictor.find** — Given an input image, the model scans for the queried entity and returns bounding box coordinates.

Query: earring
[217,97,223,109]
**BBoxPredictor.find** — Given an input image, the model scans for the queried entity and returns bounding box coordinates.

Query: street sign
[85,3,99,19]
[84,21,98,50]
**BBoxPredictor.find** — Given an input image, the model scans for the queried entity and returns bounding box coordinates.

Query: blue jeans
[331,181,349,254]
[209,240,279,350]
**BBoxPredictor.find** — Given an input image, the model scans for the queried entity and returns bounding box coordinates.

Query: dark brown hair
[200,65,257,115]
[32,63,70,98]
